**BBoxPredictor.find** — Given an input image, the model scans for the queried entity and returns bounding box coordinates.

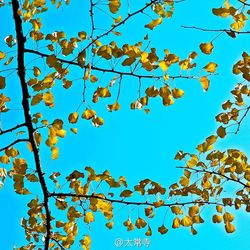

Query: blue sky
[0,0,250,249]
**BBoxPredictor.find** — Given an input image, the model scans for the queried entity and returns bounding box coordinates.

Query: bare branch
[0,123,26,136]
[0,139,29,152]
[235,106,250,134]
[181,25,250,34]
[49,192,223,207]
[238,0,250,6]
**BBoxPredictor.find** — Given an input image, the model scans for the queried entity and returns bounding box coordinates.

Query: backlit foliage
[0,0,250,249]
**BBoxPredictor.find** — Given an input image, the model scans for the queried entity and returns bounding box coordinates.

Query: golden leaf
[51,146,59,160]
[145,18,162,30]
[172,88,184,99]
[200,42,214,55]
[0,76,6,89]
[84,212,95,224]
[68,112,79,124]
[199,76,210,92]
[217,126,226,138]
[82,109,96,120]
[204,62,218,73]
[158,225,168,234]
[0,51,6,60]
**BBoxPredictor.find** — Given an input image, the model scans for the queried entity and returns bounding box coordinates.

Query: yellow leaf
[0,51,6,60]
[159,61,168,72]
[106,221,114,229]
[212,214,223,223]
[5,147,19,158]
[82,109,96,120]
[34,132,42,146]
[109,0,121,14]
[135,217,147,229]
[145,226,152,236]
[92,116,104,127]
[225,222,235,233]
[204,62,218,73]
[188,206,199,217]
[4,56,14,66]
[181,216,193,227]
[120,189,133,197]
[145,18,162,30]
[51,147,59,160]
[68,112,79,124]
[122,57,136,66]
[223,212,234,222]
[200,42,214,55]
[84,212,95,224]
[78,31,87,40]
[31,93,43,106]
[107,102,120,112]
[199,76,210,92]
[158,225,168,234]
[0,76,6,89]
[90,75,98,83]
[43,92,54,107]
[80,235,91,250]
[217,126,226,138]
[145,85,159,97]
[172,88,184,99]
[70,128,78,134]
[33,66,41,76]
[172,217,180,228]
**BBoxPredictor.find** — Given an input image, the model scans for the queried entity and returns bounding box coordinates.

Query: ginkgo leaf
[70,128,78,134]
[217,126,226,138]
[109,0,121,14]
[82,109,96,120]
[212,214,223,223]
[158,225,168,234]
[199,76,210,92]
[204,62,218,73]
[172,217,180,228]
[200,42,214,55]
[135,218,147,229]
[92,116,104,127]
[0,76,6,89]
[4,56,14,66]
[145,17,162,30]
[225,222,235,233]
[105,221,114,229]
[172,88,184,99]
[0,51,6,60]
[84,212,95,223]
[120,189,133,197]
[145,225,152,236]
[68,112,79,124]
[31,93,43,105]
[181,216,193,227]
[33,66,41,76]
[43,92,54,107]
[51,147,59,159]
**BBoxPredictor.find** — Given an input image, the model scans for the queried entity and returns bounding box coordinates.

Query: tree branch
[181,25,250,34]
[238,0,250,6]
[49,192,223,207]
[24,48,211,80]
[0,139,29,152]
[81,0,185,54]
[0,123,26,136]
[234,106,250,134]
[176,166,250,189]
[11,0,52,249]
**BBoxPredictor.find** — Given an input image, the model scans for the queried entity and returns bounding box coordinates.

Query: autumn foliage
[0,0,250,249]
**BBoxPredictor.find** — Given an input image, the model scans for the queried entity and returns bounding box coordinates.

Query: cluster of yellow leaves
[215,82,250,138]
[45,119,67,159]
[212,0,249,32]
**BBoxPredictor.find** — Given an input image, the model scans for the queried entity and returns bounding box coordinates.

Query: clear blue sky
[0,0,250,249]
